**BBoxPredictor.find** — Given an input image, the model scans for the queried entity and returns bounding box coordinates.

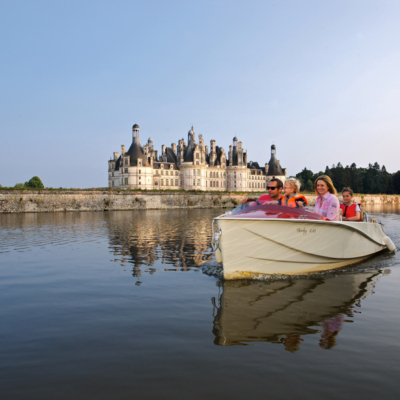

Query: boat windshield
[231,201,260,215]
[230,202,324,220]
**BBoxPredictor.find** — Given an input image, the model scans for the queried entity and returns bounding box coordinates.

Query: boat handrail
[211,218,222,251]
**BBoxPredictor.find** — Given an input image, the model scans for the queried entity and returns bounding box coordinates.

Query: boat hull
[215,218,387,279]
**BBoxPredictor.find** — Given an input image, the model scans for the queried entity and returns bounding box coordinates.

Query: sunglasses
[267,186,279,190]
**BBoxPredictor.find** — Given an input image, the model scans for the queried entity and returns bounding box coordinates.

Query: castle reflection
[106,209,218,277]
[212,270,385,351]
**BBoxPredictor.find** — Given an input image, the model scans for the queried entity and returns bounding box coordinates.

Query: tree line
[0,176,45,190]
[296,162,400,194]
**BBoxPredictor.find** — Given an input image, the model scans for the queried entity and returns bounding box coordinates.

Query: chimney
[113,152,118,161]
[121,145,125,155]
[162,145,166,155]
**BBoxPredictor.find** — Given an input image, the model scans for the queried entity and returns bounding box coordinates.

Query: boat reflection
[212,270,384,350]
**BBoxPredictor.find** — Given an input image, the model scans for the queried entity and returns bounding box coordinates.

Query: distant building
[108,124,287,191]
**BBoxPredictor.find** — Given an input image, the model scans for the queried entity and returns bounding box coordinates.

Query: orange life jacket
[340,203,360,220]
[280,194,308,208]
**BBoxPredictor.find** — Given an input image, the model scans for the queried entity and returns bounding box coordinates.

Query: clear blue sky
[1,0,399,188]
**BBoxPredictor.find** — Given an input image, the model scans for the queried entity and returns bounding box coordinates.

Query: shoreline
[0,190,399,213]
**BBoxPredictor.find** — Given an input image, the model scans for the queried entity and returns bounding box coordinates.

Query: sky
[1,0,399,188]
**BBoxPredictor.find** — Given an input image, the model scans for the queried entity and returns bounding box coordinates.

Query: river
[1,207,399,399]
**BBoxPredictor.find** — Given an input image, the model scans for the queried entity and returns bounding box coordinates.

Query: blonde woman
[314,175,340,221]
[278,178,308,208]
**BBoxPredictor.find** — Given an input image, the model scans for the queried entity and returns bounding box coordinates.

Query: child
[278,178,308,208]
[340,188,361,221]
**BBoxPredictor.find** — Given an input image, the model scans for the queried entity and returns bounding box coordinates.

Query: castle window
[193,179,196,186]
[124,178,128,185]
[139,170,141,174]
[161,171,164,175]
[124,168,128,173]
[197,179,200,186]
[197,169,200,176]
[196,153,199,159]
[175,179,178,186]
[175,171,178,176]
[196,161,199,165]
[161,179,164,186]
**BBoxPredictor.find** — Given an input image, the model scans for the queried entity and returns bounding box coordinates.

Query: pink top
[314,192,340,221]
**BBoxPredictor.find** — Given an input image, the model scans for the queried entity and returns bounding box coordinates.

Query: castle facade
[108,124,287,191]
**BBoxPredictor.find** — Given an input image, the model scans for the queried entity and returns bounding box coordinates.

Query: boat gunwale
[215,217,386,248]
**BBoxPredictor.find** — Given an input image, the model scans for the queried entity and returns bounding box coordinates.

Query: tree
[296,168,314,191]
[14,183,24,189]
[391,171,400,194]
[305,179,314,192]
[24,176,44,189]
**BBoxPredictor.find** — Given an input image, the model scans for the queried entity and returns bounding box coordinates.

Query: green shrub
[25,176,44,189]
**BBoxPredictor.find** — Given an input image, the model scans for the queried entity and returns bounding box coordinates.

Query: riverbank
[0,190,399,213]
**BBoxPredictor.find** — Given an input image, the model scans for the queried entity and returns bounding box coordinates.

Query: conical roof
[267,153,284,176]
[126,138,150,167]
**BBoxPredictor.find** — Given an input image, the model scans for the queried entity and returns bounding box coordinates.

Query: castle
[108,124,287,191]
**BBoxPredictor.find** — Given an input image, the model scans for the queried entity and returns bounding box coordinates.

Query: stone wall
[0,190,399,213]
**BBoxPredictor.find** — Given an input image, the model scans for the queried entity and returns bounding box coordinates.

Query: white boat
[212,203,396,280]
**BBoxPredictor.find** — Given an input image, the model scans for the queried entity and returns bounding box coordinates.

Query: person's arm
[326,196,340,221]
[344,212,361,221]
[295,198,307,208]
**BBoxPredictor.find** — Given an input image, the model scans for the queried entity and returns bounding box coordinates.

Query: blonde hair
[284,178,301,193]
[314,175,337,195]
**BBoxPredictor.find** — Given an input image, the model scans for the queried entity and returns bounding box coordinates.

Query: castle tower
[266,144,285,179]
[132,124,140,143]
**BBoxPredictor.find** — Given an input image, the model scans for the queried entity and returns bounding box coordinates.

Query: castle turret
[209,140,217,166]
[266,144,284,176]
[124,123,149,167]
[132,124,140,142]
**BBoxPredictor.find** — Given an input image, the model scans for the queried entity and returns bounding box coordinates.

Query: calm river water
[1,207,400,399]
